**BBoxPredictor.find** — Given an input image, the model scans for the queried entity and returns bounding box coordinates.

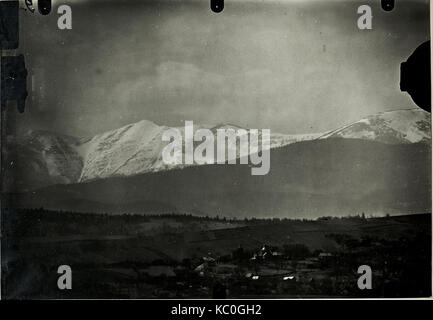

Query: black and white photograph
[0,0,431,300]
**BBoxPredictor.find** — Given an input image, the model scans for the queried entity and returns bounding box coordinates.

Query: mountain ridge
[11,138,431,218]
[6,108,430,192]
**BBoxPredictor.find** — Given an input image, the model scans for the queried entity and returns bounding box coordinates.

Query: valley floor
[1,209,431,299]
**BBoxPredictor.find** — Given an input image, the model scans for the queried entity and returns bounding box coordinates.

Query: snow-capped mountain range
[320,108,431,144]
[9,108,430,191]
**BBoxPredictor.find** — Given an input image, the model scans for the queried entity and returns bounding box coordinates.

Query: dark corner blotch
[211,0,224,13]
[1,55,28,113]
[381,0,395,12]
[38,0,52,16]
[400,41,431,113]
[0,1,19,50]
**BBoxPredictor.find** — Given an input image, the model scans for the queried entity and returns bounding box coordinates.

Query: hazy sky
[17,0,430,137]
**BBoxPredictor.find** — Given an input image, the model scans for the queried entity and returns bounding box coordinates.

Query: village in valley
[2,208,430,298]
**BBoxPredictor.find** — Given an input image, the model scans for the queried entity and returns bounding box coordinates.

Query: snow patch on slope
[13,108,431,189]
[320,109,431,144]
[78,120,164,181]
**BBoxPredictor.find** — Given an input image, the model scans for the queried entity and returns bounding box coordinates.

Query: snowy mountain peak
[77,119,165,182]
[210,123,247,131]
[10,109,431,191]
[320,108,431,144]
[9,130,83,191]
